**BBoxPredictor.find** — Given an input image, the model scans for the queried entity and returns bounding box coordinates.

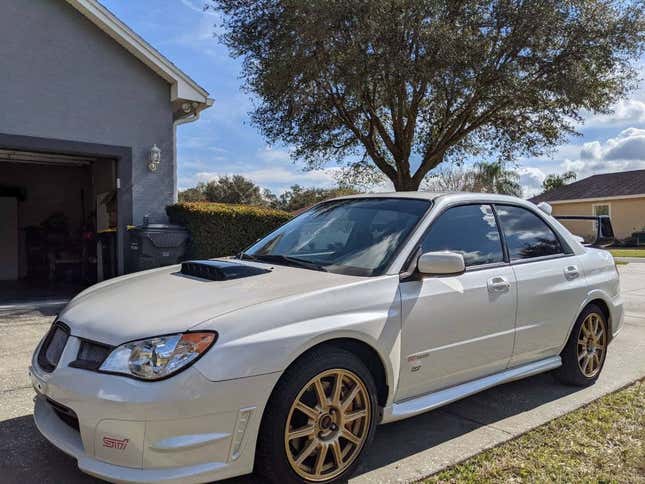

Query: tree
[178,175,267,205]
[178,184,207,202]
[212,0,643,191]
[270,184,360,212]
[424,161,521,195]
[472,161,522,196]
[542,171,577,192]
[424,164,476,192]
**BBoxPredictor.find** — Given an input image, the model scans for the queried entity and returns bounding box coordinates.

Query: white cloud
[521,127,645,197]
[584,99,645,127]
[517,166,547,198]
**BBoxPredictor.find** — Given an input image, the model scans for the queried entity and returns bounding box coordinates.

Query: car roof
[332,191,532,205]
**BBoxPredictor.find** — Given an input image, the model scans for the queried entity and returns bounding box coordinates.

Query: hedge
[166,202,292,259]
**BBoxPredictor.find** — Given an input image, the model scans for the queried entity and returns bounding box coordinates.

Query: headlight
[99,331,217,381]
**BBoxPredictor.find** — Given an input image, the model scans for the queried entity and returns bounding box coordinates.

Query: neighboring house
[0,0,212,280]
[530,169,645,242]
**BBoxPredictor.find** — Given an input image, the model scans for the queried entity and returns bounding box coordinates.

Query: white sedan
[30,192,623,484]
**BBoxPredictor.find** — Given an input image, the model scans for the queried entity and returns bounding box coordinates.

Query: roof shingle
[529,169,645,203]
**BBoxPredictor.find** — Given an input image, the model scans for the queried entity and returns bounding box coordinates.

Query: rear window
[495,205,563,260]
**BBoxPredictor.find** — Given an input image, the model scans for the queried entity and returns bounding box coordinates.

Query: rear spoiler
[535,202,614,247]
[554,215,615,248]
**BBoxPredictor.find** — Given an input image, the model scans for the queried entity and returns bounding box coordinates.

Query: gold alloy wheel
[577,312,607,378]
[284,368,371,482]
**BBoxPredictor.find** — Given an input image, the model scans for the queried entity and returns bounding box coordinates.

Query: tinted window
[496,205,563,260]
[245,198,431,276]
[420,205,504,267]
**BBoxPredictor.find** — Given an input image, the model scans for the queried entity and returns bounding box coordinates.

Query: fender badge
[103,436,129,450]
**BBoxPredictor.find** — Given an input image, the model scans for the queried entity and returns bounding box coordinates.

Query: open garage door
[0,149,117,289]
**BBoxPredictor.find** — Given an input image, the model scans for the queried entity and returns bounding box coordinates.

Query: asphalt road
[1,264,644,484]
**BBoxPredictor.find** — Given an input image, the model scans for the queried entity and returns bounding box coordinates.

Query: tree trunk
[392,175,421,192]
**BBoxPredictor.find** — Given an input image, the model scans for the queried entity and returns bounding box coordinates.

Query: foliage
[542,171,577,192]
[211,0,644,190]
[166,202,291,258]
[178,175,267,205]
[425,381,645,483]
[472,161,522,197]
[424,161,521,196]
[267,184,360,212]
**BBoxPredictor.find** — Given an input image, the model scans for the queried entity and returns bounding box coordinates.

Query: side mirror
[417,251,465,275]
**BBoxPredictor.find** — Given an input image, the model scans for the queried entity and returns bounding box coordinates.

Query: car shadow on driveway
[0,372,580,484]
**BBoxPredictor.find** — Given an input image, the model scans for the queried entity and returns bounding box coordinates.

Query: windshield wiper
[240,253,328,272]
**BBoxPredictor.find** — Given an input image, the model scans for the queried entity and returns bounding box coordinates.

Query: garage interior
[0,149,118,297]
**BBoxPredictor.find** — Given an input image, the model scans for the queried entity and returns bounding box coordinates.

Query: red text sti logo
[102,436,129,450]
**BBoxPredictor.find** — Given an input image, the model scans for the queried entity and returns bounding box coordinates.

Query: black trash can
[127,224,190,273]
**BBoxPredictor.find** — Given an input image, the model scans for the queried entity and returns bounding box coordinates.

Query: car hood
[59,260,362,345]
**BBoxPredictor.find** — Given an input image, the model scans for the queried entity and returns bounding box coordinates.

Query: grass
[608,248,645,258]
[423,381,645,483]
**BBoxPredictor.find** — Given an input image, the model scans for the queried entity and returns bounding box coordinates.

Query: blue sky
[101,0,645,197]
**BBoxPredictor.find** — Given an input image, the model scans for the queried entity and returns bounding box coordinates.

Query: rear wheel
[554,304,608,386]
[256,347,378,484]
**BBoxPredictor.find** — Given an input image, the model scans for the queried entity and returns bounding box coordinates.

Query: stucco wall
[551,197,645,241]
[0,0,175,224]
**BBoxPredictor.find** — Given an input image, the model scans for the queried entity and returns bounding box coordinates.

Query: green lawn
[423,381,645,483]
[608,248,645,258]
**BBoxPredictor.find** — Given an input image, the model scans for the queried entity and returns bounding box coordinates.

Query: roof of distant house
[530,169,645,204]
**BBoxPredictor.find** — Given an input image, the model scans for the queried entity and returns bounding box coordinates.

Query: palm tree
[472,161,522,197]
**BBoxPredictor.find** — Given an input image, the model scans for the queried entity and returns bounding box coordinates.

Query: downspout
[171,98,215,202]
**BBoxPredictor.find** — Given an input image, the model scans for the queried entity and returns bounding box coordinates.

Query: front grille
[47,398,80,432]
[37,322,70,372]
[69,340,113,371]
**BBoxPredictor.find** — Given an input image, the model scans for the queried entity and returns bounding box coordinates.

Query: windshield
[243,198,431,276]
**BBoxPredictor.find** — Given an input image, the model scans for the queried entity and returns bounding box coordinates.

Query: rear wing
[554,215,615,248]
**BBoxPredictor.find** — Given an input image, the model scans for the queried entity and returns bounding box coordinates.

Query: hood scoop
[180,260,270,281]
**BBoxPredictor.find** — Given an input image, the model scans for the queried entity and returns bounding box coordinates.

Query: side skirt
[381,356,561,423]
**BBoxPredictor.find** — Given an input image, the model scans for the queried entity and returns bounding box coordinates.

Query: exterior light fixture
[148,144,161,172]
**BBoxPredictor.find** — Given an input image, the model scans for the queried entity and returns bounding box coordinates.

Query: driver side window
[420,204,504,267]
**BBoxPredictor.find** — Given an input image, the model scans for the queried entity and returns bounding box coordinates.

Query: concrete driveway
[1,264,644,484]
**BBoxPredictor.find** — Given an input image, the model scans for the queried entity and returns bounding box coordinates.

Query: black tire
[255,346,378,484]
[553,304,608,386]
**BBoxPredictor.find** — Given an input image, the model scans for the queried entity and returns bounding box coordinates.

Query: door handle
[564,265,580,280]
[487,276,511,293]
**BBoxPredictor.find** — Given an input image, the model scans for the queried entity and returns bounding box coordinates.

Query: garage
[0,149,118,292]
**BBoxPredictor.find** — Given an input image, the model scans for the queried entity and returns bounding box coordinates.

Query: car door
[397,204,517,401]
[494,204,589,367]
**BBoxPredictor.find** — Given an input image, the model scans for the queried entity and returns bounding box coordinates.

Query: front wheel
[256,347,378,484]
[554,304,608,386]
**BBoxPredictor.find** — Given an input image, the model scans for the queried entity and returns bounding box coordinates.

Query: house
[0,0,212,282]
[530,169,645,242]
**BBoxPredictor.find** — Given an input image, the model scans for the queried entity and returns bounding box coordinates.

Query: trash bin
[127,224,189,273]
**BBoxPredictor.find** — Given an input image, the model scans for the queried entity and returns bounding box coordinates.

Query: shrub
[166,202,292,259]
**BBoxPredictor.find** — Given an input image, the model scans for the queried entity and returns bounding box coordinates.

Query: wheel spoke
[287,425,316,440]
[295,438,319,465]
[314,443,328,476]
[331,439,343,466]
[341,385,360,410]
[341,428,361,446]
[313,378,328,409]
[592,353,600,370]
[578,351,586,362]
[295,401,319,421]
[344,409,367,423]
[331,373,343,406]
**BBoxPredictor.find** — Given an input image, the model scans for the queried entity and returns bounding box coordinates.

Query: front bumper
[30,334,280,483]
